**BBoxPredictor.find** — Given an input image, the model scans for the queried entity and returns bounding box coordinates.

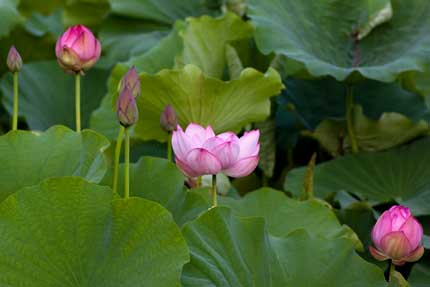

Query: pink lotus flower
[120,66,140,98]
[370,205,424,265]
[55,25,101,73]
[160,104,178,132]
[116,86,139,127]
[172,123,259,178]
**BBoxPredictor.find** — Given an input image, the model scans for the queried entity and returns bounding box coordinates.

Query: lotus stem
[211,174,217,207]
[124,127,130,199]
[75,73,81,132]
[167,133,172,162]
[388,260,395,282]
[12,72,18,131]
[346,86,358,153]
[197,176,202,187]
[112,125,125,194]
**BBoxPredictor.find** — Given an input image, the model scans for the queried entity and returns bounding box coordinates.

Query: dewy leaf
[0,61,110,131]
[108,0,220,24]
[181,206,386,286]
[248,0,430,81]
[305,106,429,156]
[136,64,283,142]
[101,156,210,226]
[285,138,430,215]
[0,126,109,202]
[0,0,23,37]
[0,177,189,287]
[219,188,362,249]
[180,12,253,78]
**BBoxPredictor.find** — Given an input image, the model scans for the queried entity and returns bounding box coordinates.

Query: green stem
[389,260,395,282]
[211,174,217,207]
[112,125,125,194]
[346,86,358,153]
[167,132,172,162]
[124,127,130,199]
[12,72,18,131]
[197,176,202,188]
[75,73,81,132]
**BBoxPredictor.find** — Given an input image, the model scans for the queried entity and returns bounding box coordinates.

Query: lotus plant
[56,25,101,132]
[112,67,140,198]
[172,123,260,206]
[370,205,424,279]
[160,104,178,162]
[6,46,22,131]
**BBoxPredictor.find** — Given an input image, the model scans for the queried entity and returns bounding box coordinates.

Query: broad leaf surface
[181,206,386,286]
[101,156,209,225]
[285,138,430,215]
[0,177,189,286]
[0,61,109,131]
[180,12,253,78]
[248,0,430,81]
[0,125,109,201]
[135,64,283,142]
[219,188,361,248]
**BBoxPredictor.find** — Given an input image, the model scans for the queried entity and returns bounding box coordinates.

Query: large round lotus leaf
[136,64,283,142]
[285,138,430,215]
[181,207,386,286]
[101,156,210,226]
[0,125,109,201]
[0,177,189,286]
[0,61,109,131]
[248,0,430,81]
[219,188,361,248]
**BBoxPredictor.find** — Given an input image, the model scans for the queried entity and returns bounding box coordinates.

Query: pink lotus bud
[7,46,22,72]
[116,86,139,127]
[160,104,178,132]
[55,25,101,73]
[120,66,140,98]
[370,205,424,266]
[171,123,259,178]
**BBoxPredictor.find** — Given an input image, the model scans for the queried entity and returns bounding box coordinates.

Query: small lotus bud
[120,66,140,98]
[55,25,101,73]
[7,46,22,73]
[160,104,178,132]
[116,87,139,127]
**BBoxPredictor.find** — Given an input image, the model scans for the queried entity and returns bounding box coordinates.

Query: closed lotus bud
[120,66,140,98]
[160,104,178,132]
[370,205,424,266]
[7,46,22,73]
[116,87,139,127]
[55,25,101,73]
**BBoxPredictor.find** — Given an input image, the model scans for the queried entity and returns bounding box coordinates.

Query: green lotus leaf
[0,0,23,37]
[108,0,220,24]
[305,106,429,156]
[408,262,430,287]
[0,61,110,131]
[285,138,430,215]
[136,64,283,142]
[219,188,361,249]
[248,0,430,81]
[180,12,253,78]
[181,206,386,286]
[101,156,210,226]
[0,125,109,201]
[0,177,189,286]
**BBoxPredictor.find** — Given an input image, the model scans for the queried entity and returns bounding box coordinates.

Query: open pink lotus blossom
[55,25,101,73]
[172,123,259,178]
[370,205,424,265]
